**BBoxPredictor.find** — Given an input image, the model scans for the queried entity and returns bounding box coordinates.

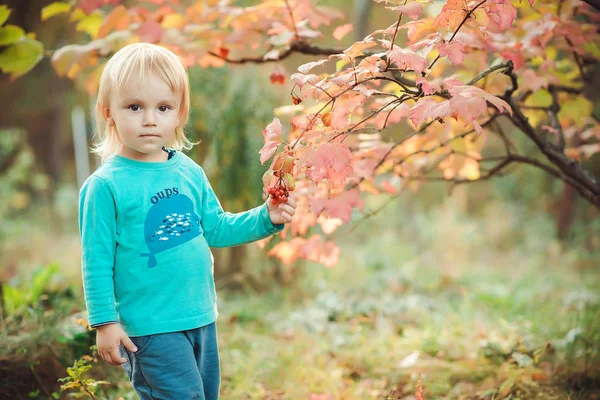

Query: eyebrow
[122,98,177,104]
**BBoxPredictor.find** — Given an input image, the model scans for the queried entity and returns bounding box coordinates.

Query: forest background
[0,0,599,399]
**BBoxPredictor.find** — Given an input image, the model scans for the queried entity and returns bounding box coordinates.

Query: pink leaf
[309,189,364,223]
[343,38,377,58]
[443,77,464,90]
[448,86,512,116]
[520,69,548,92]
[137,20,163,43]
[472,120,487,142]
[438,41,464,65]
[387,49,427,73]
[333,24,353,41]
[305,140,354,185]
[298,59,329,74]
[485,0,517,30]
[331,94,365,131]
[409,98,451,126]
[79,0,104,14]
[416,77,441,95]
[434,0,467,30]
[500,43,525,69]
[449,95,487,122]
[303,235,340,268]
[388,2,423,21]
[259,118,283,165]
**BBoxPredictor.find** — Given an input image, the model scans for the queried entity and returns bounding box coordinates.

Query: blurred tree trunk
[354,0,372,41]
[555,61,600,239]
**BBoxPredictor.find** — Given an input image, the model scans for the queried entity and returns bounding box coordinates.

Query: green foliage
[0,128,51,239]
[0,5,44,79]
[58,355,110,399]
[3,263,59,314]
[187,65,280,210]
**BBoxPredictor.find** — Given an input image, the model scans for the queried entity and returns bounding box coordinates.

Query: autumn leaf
[387,3,423,21]
[97,5,129,39]
[333,23,353,41]
[434,0,468,30]
[416,77,442,95]
[41,2,72,21]
[322,111,332,127]
[0,5,11,26]
[387,48,427,73]
[0,25,25,46]
[298,58,329,74]
[304,140,354,186]
[409,98,451,126]
[137,20,163,43]
[259,118,284,165]
[0,37,44,80]
[438,40,465,65]
[448,85,512,117]
[309,189,364,223]
[343,38,377,59]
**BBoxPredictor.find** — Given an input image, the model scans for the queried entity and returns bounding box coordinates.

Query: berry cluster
[267,182,292,205]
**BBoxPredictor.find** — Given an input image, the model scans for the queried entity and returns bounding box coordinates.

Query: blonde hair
[91,42,198,162]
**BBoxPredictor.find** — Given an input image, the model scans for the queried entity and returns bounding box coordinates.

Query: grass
[1,192,599,399]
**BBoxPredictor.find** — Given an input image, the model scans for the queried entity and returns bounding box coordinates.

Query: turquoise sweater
[78,150,284,336]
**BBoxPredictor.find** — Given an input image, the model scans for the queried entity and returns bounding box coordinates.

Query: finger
[101,349,118,366]
[122,336,138,353]
[281,212,292,222]
[287,195,298,207]
[109,346,128,366]
[278,204,295,216]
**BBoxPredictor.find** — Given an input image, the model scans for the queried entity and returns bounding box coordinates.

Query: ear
[100,106,115,127]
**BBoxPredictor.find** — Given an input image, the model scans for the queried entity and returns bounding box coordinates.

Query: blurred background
[0,0,599,399]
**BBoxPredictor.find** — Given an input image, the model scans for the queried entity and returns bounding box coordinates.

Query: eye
[159,105,171,112]
[128,104,140,111]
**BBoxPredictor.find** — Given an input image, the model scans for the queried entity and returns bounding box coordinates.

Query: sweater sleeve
[78,175,119,327]
[198,166,284,248]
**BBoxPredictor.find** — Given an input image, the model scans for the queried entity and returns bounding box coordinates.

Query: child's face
[105,71,181,162]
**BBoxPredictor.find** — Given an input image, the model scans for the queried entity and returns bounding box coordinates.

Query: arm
[78,176,119,327]
[198,167,284,248]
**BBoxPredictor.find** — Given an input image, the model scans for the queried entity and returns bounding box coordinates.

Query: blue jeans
[119,322,220,399]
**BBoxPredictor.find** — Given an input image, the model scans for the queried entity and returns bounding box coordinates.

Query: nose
[143,110,157,127]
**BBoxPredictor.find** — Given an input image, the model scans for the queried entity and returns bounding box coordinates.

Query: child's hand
[267,193,297,224]
[96,323,138,366]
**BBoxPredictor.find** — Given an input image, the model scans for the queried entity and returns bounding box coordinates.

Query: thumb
[121,336,138,353]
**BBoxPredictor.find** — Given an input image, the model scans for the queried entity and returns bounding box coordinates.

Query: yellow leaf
[558,97,593,127]
[459,158,480,180]
[69,8,86,22]
[76,12,103,39]
[584,41,600,59]
[472,8,490,27]
[0,25,25,46]
[524,89,552,107]
[336,57,350,72]
[162,14,185,29]
[41,2,72,21]
[522,90,552,127]
[97,5,130,39]
[0,5,11,26]
[0,37,44,80]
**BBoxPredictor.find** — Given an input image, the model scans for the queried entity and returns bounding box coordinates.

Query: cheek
[116,114,139,128]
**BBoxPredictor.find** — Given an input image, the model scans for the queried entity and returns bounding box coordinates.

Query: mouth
[140,134,160,138]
